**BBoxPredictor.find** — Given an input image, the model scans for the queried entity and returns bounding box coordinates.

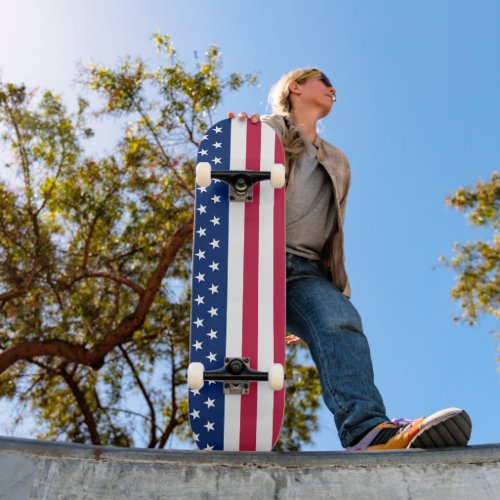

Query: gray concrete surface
[0,436,499,499]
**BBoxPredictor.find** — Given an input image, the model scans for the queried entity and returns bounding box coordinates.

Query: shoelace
[388,417,422,435]
[390,418,415,426]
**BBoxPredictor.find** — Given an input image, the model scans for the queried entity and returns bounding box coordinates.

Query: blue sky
[0,0,498,450]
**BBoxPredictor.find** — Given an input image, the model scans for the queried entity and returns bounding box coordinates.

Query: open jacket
[261,114,352,297]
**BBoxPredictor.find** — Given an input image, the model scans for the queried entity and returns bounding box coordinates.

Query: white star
[197,204,207,215]
[195,272,205,282]
[204,421,215,431]
[199,149,208,156]
[206,352,217,363]
[190,388,200,396]
[211,195,221,204]
[193,433,200,442]
[212,126,222,133]
[213,141,222,149]
[207,329,218,340]
[194,295,204,305]
[209,239,220,249]
[210,216,220,226]
[203,444,214,451]
[201,134,209,141]
[208,307,218,317]
[208,381,216,385]
[190,409,200,420]
[193,340,203,351]
[195,249,206,260]
[194,317,204,328]
[196,227,206,237]
[209,261,219,272]
[197,186,207,193]
[204,397,216,409]
[209,284,219,294]
[212,157,222,165]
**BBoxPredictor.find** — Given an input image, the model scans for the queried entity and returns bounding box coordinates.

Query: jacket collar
[314,136,338,178]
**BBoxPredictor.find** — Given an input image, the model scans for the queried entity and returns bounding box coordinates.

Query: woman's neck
[289,109,319,143]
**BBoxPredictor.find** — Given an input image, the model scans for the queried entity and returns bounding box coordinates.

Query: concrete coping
[1,435,499,469]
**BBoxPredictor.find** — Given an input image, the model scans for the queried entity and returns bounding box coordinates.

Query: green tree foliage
[443,171,499,330]
[275,346,322,451]
[0,34,322,449]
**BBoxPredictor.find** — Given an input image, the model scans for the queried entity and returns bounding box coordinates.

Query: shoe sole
[409,408,472,448]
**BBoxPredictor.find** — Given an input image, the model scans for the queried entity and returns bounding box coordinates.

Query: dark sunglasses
[296,70,333,89]
[319,72,333,88]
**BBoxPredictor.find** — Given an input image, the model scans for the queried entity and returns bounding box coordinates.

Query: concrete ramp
[1,436,499,499]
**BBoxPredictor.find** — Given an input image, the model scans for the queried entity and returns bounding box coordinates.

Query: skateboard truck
[212,171,271,202]
[196,163,286,202]
[207,357,269,395]
[188,357,285,395]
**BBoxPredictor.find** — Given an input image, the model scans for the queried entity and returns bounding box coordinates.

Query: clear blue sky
[0,0,498,450]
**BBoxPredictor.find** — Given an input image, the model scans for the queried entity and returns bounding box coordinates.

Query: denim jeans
[286,253,388,448]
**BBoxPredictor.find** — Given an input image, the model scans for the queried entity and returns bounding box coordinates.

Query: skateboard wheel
[268,363,285,391]
[187,362,205,390]
[270,164,286,189]
[196,162,212,187]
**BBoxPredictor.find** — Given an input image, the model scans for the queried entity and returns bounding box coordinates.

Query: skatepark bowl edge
[1,436,500,499]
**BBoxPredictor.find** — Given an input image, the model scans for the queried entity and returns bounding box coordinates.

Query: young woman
[228,68,472,450]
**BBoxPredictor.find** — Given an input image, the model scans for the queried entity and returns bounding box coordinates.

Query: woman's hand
[285,335,302,346]
[227,111,260,123]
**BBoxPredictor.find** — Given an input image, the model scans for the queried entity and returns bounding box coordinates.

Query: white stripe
[256,124,276,450]
[223,119,247,450]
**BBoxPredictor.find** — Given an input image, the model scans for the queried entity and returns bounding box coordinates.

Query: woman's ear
[288,81,301,96]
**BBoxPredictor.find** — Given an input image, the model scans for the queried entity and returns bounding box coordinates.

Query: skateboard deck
[188,117,286,451]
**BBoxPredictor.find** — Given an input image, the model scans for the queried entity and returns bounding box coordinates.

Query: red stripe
[239,119,261,451]
[272,134,286,446]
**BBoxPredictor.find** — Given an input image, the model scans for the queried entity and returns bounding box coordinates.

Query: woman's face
[295,74,336,117]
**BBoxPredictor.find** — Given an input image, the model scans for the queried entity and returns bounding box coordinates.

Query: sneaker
[348,407,472,451]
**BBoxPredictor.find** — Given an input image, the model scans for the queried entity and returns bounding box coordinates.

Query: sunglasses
[296,69,334,89]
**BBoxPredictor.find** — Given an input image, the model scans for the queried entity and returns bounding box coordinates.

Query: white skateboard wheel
[187,362,205,390]
[196,162,212,187]
[270,163,286,188]
[268,363,285,391]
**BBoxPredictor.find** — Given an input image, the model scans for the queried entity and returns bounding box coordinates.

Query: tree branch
[0,257,39,302]
[83,269,145,296]
[0,216,193,374]
[4,101,42,249]
[81,186,122,271]
[0,217,32,256]
[82,208,102,271]
[130,93,194,198]
[58,365,101,445]
[35,143,68,217]
[119,345,157,447]
[159,339,182,448]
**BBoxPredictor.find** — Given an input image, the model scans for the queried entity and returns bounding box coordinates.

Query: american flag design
[188,118,286,451]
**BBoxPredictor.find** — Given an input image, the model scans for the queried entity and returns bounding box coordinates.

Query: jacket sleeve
[338,155,351,226]
[260,114,287,139]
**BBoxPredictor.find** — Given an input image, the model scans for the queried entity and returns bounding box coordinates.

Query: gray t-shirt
[286,142,336,260]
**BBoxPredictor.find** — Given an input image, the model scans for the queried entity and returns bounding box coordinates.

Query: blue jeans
[286,253,388,448]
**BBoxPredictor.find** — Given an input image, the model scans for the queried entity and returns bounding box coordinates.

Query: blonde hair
[268,67,318,115]
[268,68,319,181]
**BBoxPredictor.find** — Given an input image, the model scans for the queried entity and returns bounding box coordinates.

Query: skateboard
[187,117,286,451]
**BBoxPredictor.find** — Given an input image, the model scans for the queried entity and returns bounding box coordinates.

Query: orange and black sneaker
[348,408,472,451]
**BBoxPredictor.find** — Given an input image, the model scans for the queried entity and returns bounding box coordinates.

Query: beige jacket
[262,114,352,297]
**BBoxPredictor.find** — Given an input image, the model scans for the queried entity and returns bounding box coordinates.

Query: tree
[0,34,322,449]
[443,171,499,335]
